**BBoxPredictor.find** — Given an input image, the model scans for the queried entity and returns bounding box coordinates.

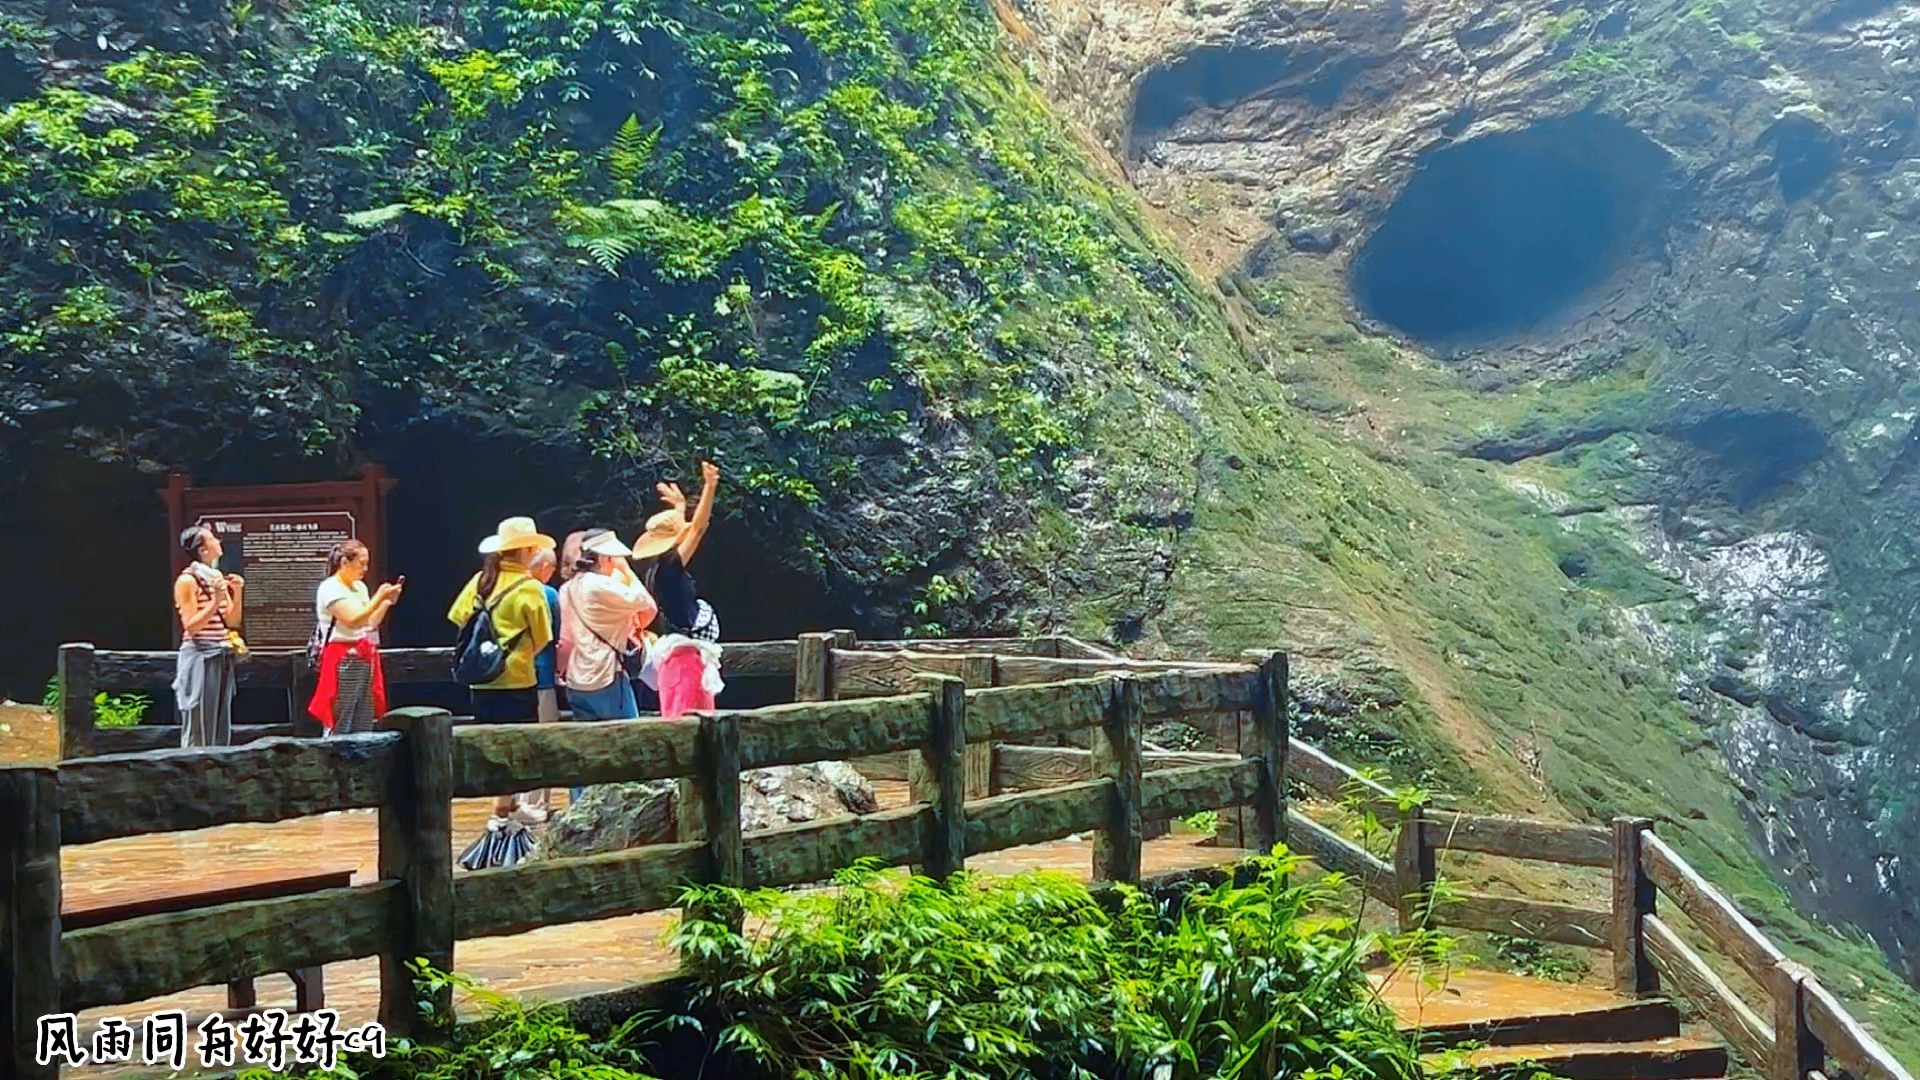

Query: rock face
[542,765,879,859]
[1005,0,1920,981]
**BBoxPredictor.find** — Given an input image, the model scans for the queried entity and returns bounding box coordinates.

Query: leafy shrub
[239,963,669,1080]
[40,678,149,728]
[673,851,1424,1080]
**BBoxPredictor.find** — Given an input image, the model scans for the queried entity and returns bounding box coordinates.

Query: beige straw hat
[478,517,557,555]
[631,509,687,559]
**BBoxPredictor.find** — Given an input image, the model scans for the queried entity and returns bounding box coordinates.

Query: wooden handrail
[1,655,1282,1080]
[13,637,1915,1080]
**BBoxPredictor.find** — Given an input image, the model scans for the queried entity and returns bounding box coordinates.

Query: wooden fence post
[377,708,455,1036]
[679,712,743,927]
[1092,674,1144,884]
[1,767,61,1080]
[1768,961,1823,1080]
[1243,651,1288,855]
[794,632,834,703]
[1611,817,1658,996]
[910,675,968,879]
[829,629,857,651]
[959,655,995,800]
[56,644,95,762]
[1394,802,1436,931]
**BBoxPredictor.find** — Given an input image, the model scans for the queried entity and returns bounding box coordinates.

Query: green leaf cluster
[672,853,1424,1080]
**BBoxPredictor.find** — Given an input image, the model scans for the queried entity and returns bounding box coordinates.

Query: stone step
[1424,1036,1729,1080]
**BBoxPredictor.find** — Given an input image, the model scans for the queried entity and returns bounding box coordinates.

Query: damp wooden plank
[832,650,973,697]
[90,640,797,692]
[990,744,1240,791]
[1139,760,1262,823]
[1642,913,1772,1068]
[454,842,708,940]
[738,696,931,769]
[992,654,1250,687]
[1435,891,1612,950]
[60,734,401,844]
[91,649,304,691]
[87,723,298,757]
[965,781,1109,856]
[1803,977,1916,1080]
[1640,834,1786,990]
[1285,808,1394,898]
[451,718,700,797]
[1287,737,1396,808]
[853,638,1060,656]
[61,882,395,1012]
[1422,811,1612,867]
[744,806,927,889]
[966,680,1107,742]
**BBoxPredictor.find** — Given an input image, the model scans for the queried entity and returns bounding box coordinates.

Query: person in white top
[559,529,659,719]
[307,539,402,736]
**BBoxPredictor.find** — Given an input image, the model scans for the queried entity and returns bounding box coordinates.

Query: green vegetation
[0,0,1188,591]
[256,855,1445,1080]
[1186,256,1920,1058]
[40,677,148,729]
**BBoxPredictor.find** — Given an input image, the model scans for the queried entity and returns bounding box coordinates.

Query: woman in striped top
[171,525,245,748]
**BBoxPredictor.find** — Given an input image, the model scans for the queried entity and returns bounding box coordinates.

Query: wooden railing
[11,639,1914,1080]
[50,633,1113,760]
[1,651,1284,1080]
[830,647,1913,1080]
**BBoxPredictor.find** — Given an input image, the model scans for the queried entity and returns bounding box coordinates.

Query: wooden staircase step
[1409,998,1682,1050]
[1423,1036,1729,1080]
[1379,968,1681,1049]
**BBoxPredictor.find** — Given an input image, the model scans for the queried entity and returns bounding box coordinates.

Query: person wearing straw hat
[447,516,556,869]
[632,461,723,717]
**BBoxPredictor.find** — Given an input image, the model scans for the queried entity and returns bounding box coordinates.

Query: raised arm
[677,460,719,566]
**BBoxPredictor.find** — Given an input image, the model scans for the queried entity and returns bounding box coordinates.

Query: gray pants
[173,641,235,748]
[324,656,379,736]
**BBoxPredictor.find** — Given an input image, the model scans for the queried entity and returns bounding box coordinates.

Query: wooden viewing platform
[2,634,1913,1080]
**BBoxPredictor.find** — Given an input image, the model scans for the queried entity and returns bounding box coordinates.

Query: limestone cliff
[1005,0,1920,996]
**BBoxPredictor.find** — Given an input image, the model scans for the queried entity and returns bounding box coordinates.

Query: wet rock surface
[541,764,879,859]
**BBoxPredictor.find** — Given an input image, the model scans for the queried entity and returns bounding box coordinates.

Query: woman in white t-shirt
[558,529,658,724]
[308,539,403,736]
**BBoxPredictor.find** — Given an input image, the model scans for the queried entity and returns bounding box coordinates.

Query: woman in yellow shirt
[448,516,556,869]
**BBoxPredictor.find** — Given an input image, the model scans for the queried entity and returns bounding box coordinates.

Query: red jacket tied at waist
[308,638,387,731]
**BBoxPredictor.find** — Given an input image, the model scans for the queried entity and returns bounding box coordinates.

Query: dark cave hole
[1350,115,1672,348]
[1129,44,1360,144]
[1651,407,1827,510]
[376,423,867,712]
[1762,114,1841,203]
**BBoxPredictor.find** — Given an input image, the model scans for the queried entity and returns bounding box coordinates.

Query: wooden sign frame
[161,466,398,649]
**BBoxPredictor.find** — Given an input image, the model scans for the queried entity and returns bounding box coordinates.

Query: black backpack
[452,578,535,687]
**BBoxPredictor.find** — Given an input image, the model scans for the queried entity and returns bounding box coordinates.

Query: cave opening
[1129,44,1358,141]
[0,451,173,702]
[0,426,864,713]
[378,422,864,711]
[1350,115,1672,348]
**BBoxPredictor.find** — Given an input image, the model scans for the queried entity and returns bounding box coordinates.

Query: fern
[583,234,636,273]
[606,114,660,193]
[341,202,410,229]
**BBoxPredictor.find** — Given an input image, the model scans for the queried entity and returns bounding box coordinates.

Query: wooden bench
[62,866,355,1012]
